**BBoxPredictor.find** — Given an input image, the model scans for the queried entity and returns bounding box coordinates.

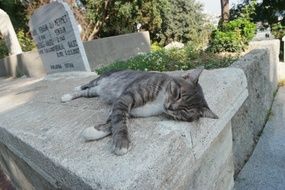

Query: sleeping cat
[61,68,218,155]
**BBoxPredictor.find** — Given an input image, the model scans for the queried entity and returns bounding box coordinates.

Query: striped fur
[61,69,218,155]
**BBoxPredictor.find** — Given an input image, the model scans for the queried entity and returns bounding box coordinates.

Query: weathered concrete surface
[0,68,247,189]
[235,87,285,190]
[187,123,234,190]
[249,40,280,86]
[231,46,279,176]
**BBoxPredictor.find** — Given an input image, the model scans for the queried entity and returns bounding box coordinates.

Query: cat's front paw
[61,94,73,102]
[73,85,82,91]
[112,134,131,156]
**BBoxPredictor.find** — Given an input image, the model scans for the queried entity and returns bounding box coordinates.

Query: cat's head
[164,68,218,122]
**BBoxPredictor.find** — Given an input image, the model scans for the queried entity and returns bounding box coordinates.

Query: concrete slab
[235,87,285,190]
[0,69,247,189]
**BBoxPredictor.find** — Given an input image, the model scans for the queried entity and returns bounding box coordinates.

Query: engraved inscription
[29,1,90,73]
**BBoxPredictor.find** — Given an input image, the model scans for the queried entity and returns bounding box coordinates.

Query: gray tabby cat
[61,68,218,155]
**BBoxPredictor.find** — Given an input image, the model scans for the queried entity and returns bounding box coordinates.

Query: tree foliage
[158,0,207,45]
[209,2,256,53]
[83,0,168,41]
[1,0,208,49]
[255,0,285,25]
[0,0,27,30]
[231,0,285,38]
[230,0,257,21]
[0,0,38,52]
[83,0,207,46]
[209,18,256,52]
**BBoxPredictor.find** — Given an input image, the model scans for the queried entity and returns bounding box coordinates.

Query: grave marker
[29,1,91,74]
[0,9,22,55]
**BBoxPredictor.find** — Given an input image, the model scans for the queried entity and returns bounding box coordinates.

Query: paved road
[235,87,285,190]
[0,169,14,190]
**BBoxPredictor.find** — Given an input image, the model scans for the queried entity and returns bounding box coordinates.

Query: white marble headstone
[29,1,91,74]
[0,9,22,55]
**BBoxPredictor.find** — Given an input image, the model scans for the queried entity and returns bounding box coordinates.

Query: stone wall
[231,39,280,176]
[84,31,150,71]
[0,51,45,78]
[0,32,150,77]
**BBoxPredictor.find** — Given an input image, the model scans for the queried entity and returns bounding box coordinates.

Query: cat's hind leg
[73,83,91,91]
[74,77,101,91]
[61,88,98,102]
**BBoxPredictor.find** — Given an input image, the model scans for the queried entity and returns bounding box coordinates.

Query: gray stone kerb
[0,68,248,189]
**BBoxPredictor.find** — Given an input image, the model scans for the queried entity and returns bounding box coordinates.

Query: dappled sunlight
[0,92,34,113]
[0,77,42,113]
[0,77,42,92]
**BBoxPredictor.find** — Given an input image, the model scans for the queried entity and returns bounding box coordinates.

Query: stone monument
[0,9,22,55]
[29,1,91,74]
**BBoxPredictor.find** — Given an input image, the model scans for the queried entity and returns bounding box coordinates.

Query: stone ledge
[0,68,247,189]
[231,41,280,176]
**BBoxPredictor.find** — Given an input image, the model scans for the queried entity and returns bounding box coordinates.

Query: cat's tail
[82,122,111,141]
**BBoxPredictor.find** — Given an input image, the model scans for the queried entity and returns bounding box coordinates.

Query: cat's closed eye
[175,90,181,100]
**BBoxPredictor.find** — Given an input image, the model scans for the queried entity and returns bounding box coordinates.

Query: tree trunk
[87,22,102,41]
[220,0,229,23]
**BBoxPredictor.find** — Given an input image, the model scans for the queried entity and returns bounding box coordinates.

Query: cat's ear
[202,107,219,119]
[183,67,204,84]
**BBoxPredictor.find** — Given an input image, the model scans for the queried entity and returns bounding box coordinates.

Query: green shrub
[0,40,9,59]
[223,18,256,41]
[96,46,238,74]
[151,42,162,52]
[271,22,285,40]
[96,50,170,74]
[17,29,35,52]
[208,18,256,53]
[209,30,244,52]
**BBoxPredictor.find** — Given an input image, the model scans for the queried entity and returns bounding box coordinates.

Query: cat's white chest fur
[130,91,166,117]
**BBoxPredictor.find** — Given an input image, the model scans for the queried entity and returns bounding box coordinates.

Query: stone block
[0,68,247,189]
[0,51,45,78]
[231,45,279,176]
[83,32,151,71]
